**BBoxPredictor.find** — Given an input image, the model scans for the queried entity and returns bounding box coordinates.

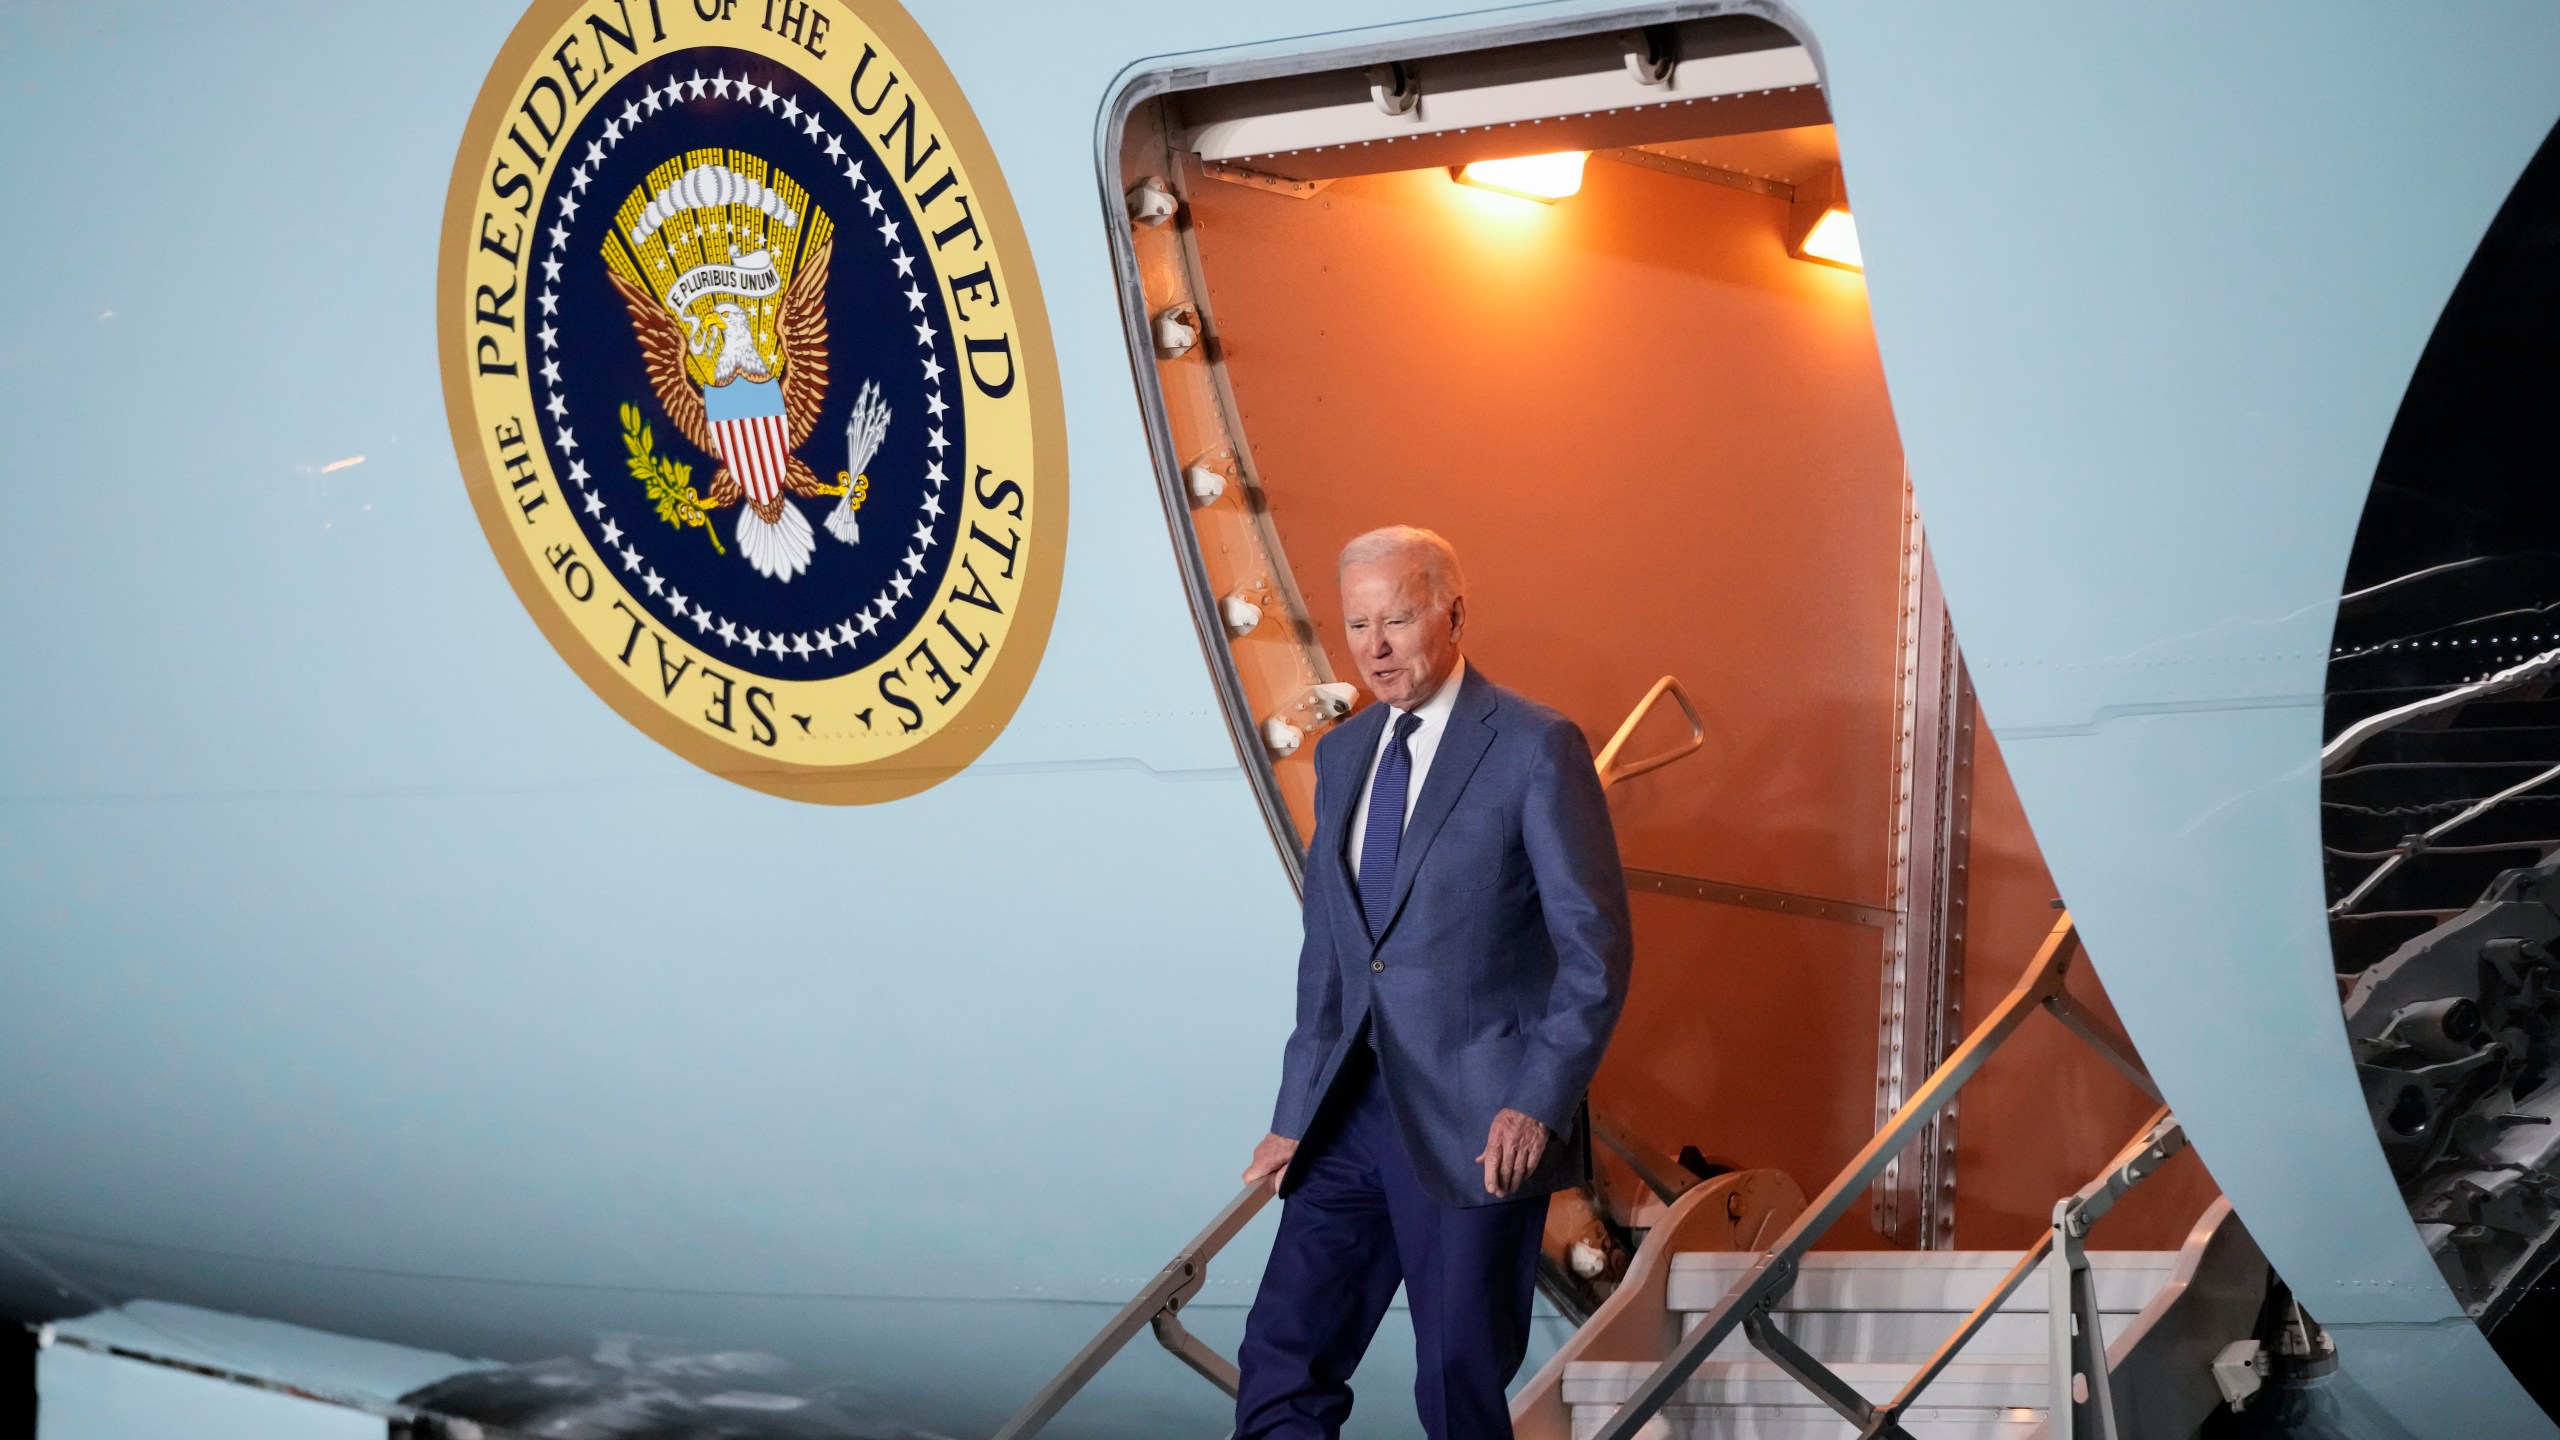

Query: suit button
[1371,959,1385,972]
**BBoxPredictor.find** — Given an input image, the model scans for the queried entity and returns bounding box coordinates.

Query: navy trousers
[1234,1053,1546,1440]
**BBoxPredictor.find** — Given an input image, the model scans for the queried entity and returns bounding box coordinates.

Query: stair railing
[1586,910,2182,1440]
[989,913,2180,1440]
[988,1180,1270,1440]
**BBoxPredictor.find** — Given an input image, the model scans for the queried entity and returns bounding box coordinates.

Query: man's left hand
[1477,1108,1550,1198]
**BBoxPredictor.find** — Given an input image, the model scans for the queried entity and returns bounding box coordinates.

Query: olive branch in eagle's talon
[619,403,725,555]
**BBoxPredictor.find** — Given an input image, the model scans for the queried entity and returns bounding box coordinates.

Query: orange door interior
[1169,130,2215,1251]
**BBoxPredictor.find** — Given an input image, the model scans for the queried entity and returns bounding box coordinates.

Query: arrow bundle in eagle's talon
[828,380,891,545]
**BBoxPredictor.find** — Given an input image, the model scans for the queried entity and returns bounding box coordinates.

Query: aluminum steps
[1559,1251,2177,1440]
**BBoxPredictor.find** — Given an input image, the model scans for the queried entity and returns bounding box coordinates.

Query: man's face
[1339,557,1464,710]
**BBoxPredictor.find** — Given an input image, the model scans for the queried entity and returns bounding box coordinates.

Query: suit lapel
[1321,702,1386,949]
[1373,667,1499,947]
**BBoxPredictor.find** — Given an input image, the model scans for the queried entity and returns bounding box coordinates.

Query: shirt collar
[1400,656,1467,728]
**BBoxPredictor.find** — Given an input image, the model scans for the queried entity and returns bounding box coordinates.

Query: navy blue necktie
[1359,712,1426,936]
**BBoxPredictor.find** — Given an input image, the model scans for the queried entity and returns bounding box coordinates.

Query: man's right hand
[1244,1132,1299,1195]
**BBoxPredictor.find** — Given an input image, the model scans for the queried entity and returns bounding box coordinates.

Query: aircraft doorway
[1100,10,2216,1303]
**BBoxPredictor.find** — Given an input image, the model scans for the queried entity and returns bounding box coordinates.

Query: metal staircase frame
[989,911,2199,1440]
[1583,912,2182,1440]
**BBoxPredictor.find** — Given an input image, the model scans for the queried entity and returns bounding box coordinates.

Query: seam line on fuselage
[0,756,1243,806]
[1998,692,2325,740]
[1,1221,1252,1307]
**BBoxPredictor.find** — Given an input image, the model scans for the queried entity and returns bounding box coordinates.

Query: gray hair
[1338,525,1467,609]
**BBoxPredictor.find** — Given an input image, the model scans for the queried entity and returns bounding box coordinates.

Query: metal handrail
[1592,1115,1696,1205]
[2041,990,2164,1105]
[1596,675,1706,790]
[989,1181,1271,1440]
[1587,911,2176,1440]
[1830,1109,2187,1440]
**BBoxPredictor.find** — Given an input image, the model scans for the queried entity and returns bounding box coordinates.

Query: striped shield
[702,376,791,506]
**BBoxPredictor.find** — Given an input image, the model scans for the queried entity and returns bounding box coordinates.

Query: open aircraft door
[998,15,2283,1440]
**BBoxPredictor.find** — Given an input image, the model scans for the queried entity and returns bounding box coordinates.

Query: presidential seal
[439,0,1064,803]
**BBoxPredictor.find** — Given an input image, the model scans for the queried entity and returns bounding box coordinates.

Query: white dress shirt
[1347,658,1467,880]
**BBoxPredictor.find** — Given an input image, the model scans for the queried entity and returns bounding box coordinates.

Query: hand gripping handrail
[1584,912,2179,1440]
[1596,675,1706,790]
[989,1181,1271,1440]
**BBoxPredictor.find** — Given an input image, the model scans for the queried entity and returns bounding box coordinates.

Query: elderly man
[1234,526,1632,1440]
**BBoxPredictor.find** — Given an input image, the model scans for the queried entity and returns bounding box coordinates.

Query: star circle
[529,49,965,680]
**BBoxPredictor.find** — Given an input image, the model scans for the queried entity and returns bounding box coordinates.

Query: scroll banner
[666,250,781,312]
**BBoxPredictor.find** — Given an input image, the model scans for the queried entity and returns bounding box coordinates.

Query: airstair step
[1564,1358,2046,1410]
[1564,1362,2049,1440]
[1666,1251,2173,1315]
[1678,1306,2134,1362]
[1567,1401,2044,1440]
[1558,1250,2178,1440]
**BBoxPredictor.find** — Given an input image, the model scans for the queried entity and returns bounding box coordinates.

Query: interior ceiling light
[1786,165,1863,272]
[1798,206,1862,269]
[1455,151,1588,203]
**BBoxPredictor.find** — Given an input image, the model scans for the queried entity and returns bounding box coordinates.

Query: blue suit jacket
[1271,667,1633,1208]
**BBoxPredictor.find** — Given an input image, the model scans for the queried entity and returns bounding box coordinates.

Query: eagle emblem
[602,159,889,581]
